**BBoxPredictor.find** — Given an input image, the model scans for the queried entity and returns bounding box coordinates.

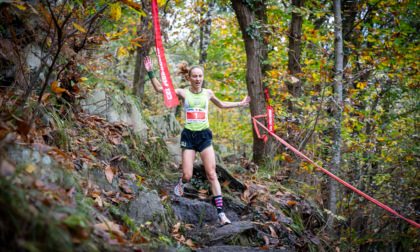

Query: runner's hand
[144,56,153,71]
[239,95,251,106]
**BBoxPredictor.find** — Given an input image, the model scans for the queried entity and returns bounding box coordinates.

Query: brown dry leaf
[105,164,114,183]
[120,0,143,11]
[198,189,208,194]
[263,234,270,245]
[270,212,278,222]
[269,226,278,238]
[98,37,109,42]
[184,239,194,247]
[134,236,149,244]
[287,201,296,206]
[94,221,125,238]
[118,179,132,194]
[222,181,230,187]
[110,155,121,162]
[130,37,148,42]
[41,93,51,102]
[243,188,250,200]
[130,230,140,242]
[285,155,292,163]
[51,81,67,94]
[160,189,167,196]
[172,222,181,232]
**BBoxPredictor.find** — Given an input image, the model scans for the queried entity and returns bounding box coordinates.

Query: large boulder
[4,144,76,188]
[123,191,166,225]
[81,89,148,140]
[148,113,183,164]
[171,195,242,227]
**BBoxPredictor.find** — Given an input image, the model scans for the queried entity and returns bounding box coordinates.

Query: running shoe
[174,178,186,196]
[218,212,231,225]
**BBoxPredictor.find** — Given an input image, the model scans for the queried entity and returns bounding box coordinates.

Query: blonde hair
[176,61,204,80]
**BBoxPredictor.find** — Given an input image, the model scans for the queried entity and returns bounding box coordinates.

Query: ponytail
[176,61,204,80]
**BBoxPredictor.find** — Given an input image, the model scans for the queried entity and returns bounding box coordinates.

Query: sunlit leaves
[72,23,87,33]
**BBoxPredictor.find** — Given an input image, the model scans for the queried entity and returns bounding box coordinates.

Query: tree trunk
[132,0,154,100]
[327,0,344,231]
[199,0,215,65]
[231,0,268,164]
[286,0,305,113]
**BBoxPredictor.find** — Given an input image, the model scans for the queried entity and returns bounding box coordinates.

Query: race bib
[186,108,207,123]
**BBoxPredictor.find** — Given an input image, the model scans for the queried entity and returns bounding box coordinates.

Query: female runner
[144,56,250,225]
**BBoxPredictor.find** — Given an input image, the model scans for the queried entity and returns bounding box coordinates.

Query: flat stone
[193,246,296,252]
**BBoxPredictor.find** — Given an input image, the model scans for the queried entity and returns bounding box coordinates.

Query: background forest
[0,0,418,251]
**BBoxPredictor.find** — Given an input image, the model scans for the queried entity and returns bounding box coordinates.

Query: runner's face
[189,68,204,90]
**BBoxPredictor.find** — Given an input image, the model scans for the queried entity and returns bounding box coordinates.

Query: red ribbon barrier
[264,89,274,135]
[151,0,179,108]
[252,115,420,229]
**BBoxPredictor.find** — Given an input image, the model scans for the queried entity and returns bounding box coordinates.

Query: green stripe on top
[184,88,209,131]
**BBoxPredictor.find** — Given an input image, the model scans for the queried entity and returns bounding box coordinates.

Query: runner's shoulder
[175,88,186,98]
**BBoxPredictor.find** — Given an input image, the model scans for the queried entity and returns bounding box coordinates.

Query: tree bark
[286,0,305,113]
[199,0,216,65]
[132,0,154,100]
[231,0,268,164]
[327,0,344,231]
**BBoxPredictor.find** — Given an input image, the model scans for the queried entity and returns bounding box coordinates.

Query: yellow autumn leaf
[73,23,86,33]
[25,164,36,173]
[51,81,66,94]
[157,0,166,7]
[110,2,121,21]
[130,42,142,47]
[13,3,26,11]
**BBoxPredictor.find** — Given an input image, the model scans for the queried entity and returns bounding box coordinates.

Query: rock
[148,113,182,140]
[81,89,148,140]
[165,136,182,164]
[87,166,119,192]
[213,142,227,155]
[148,113,182,163]
[171,196,241,227]
[124,191,166,225]
[193,246,295,252]
[171,196,219,226]
[186,221,256,246]
[193,163,246,192]
[5,144,75,188]
[222,154,241,163]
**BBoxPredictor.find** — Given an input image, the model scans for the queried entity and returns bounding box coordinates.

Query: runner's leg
[182,149,196,182]
[200,146,221,196]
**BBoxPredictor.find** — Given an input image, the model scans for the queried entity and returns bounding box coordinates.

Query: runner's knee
[183,172,193,181]
[206,170,217,182]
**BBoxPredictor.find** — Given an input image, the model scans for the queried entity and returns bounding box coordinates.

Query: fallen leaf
[263,234,270,245]
[269,226,278,238]
[105,164,114,183]
[94,221,125,238]
[198,189,208,194]
[287,201,296,206]
[25,163,36,173]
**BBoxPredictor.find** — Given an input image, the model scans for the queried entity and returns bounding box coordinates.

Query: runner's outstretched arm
[209,89,251,108]
[144,56,163,94]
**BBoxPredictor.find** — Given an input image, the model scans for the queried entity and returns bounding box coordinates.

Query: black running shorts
[180,128,213,152]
